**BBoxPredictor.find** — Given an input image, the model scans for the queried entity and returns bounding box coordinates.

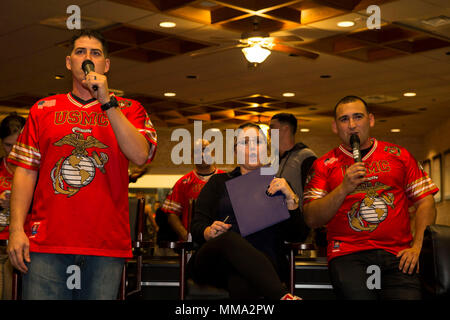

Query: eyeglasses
[236,137,267,146]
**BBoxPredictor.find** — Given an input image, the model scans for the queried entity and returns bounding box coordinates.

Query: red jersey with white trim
[162,169,224,230]
[7,93,157,258]
[0,158,13,239]
[303,139,438,261]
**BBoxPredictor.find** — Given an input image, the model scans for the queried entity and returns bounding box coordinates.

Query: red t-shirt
[303,139,438,261]
[0,158,13,240]
[8,93,157,258]
[162,169,224,230]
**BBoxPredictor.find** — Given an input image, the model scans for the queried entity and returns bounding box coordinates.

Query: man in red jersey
[7,30,157,300]
[162,139,224,241]
[303,96,437,300]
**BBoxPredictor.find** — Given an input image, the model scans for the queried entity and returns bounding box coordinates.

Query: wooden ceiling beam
[149,0,197,12]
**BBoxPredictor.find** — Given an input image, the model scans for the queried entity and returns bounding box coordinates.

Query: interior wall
[422,117,450,226]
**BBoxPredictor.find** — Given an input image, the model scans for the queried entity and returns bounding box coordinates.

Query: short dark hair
[69,29,109,57]
[0,112,26,139]
[271,113,297,135]
[334,96,369,118]
[236,122,267,144]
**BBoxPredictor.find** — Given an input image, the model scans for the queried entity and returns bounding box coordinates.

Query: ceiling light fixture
[337,21,355,28]
[258,123,270,137]
[403,92,416,97]
[164,92,176,97]
[159,21,176,28]
[391,129,401,133]
[300,128,310,132]
[54,75,64,80]
[282,92,295,97]
[242,44,271,64]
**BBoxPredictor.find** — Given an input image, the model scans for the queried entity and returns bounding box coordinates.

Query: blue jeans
[329,249,422,300]
[22,252,125,300]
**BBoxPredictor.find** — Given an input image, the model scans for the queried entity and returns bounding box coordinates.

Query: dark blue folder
[225,168,290,237]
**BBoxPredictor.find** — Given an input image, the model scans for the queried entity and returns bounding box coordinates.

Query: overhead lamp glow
[242,44,271,64]
[282,92,295,97]
[300,128,310,133]
[164,92,176,97]
[337,21,355,28]
[403,92,416,97]
[159,21,176,28]
[391,129,401,133]
[258,123,270,137]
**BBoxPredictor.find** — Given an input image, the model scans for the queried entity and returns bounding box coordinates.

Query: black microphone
[81,60,98,91]
[350,134,362,162]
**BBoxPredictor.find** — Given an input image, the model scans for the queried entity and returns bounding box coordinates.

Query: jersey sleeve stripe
[303,188,328,200]
[9,150,41,167]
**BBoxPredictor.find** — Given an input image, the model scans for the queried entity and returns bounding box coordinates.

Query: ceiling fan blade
[189,44,245,58]
[271,44,319,60]
[209,36,241,43]
[270,35,304,43]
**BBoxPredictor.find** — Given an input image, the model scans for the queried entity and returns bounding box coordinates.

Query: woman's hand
[267,178,299,210]
[204,220,232,241]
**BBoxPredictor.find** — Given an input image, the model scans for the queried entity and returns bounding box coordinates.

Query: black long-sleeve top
[190,167,310,277]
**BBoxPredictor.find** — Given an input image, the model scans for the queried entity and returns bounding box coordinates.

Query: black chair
[419,224,450,299]
[119,197,147,300]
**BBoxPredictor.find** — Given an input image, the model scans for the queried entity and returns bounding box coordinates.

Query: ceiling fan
[191,18,319,64]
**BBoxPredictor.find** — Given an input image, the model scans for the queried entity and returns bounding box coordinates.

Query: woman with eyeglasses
[188,123,309,300]
[0,113,26,299]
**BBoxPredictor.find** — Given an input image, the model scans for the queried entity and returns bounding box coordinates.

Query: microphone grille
[350,134,360,146]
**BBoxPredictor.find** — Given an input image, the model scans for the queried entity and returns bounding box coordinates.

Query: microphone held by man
[350,133,362,162]
[81,59,98,91]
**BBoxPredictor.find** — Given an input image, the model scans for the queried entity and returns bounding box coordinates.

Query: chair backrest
[420,224,450,298]
[187,199,196,235]
[128,197,145,243]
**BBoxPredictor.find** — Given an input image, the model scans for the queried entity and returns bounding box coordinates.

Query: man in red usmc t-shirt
[162,139,224,241]
[7,30,157,300]
[303,96,437,300]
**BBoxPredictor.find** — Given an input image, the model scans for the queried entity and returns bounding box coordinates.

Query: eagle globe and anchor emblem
[347,182,395,232]
[51,127,109,197]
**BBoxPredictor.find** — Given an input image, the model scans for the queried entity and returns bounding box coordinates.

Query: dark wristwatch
[101,96,118,111]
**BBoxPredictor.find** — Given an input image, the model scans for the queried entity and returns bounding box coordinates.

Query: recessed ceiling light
[55,75,64,80]
[282,92,295,97]
[403,92,416,97]
[300,128,310,132]
[391,129,401,133]
[337,21,355,28]
[159,21,176,28]
[164,92,176,97]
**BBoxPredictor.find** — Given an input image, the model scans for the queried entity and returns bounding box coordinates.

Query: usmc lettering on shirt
[341,160,391,176]
[54,110,110,127]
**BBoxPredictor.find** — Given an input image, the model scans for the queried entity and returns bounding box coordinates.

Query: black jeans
[329,249,422,300]
[189,231,287,299]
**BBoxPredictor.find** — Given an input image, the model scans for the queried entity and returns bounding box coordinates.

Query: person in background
[270,113,316,200]
[0,113,26,300]
[270,113,317,254]
[162,139,224,241]
[303,95,438,300]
